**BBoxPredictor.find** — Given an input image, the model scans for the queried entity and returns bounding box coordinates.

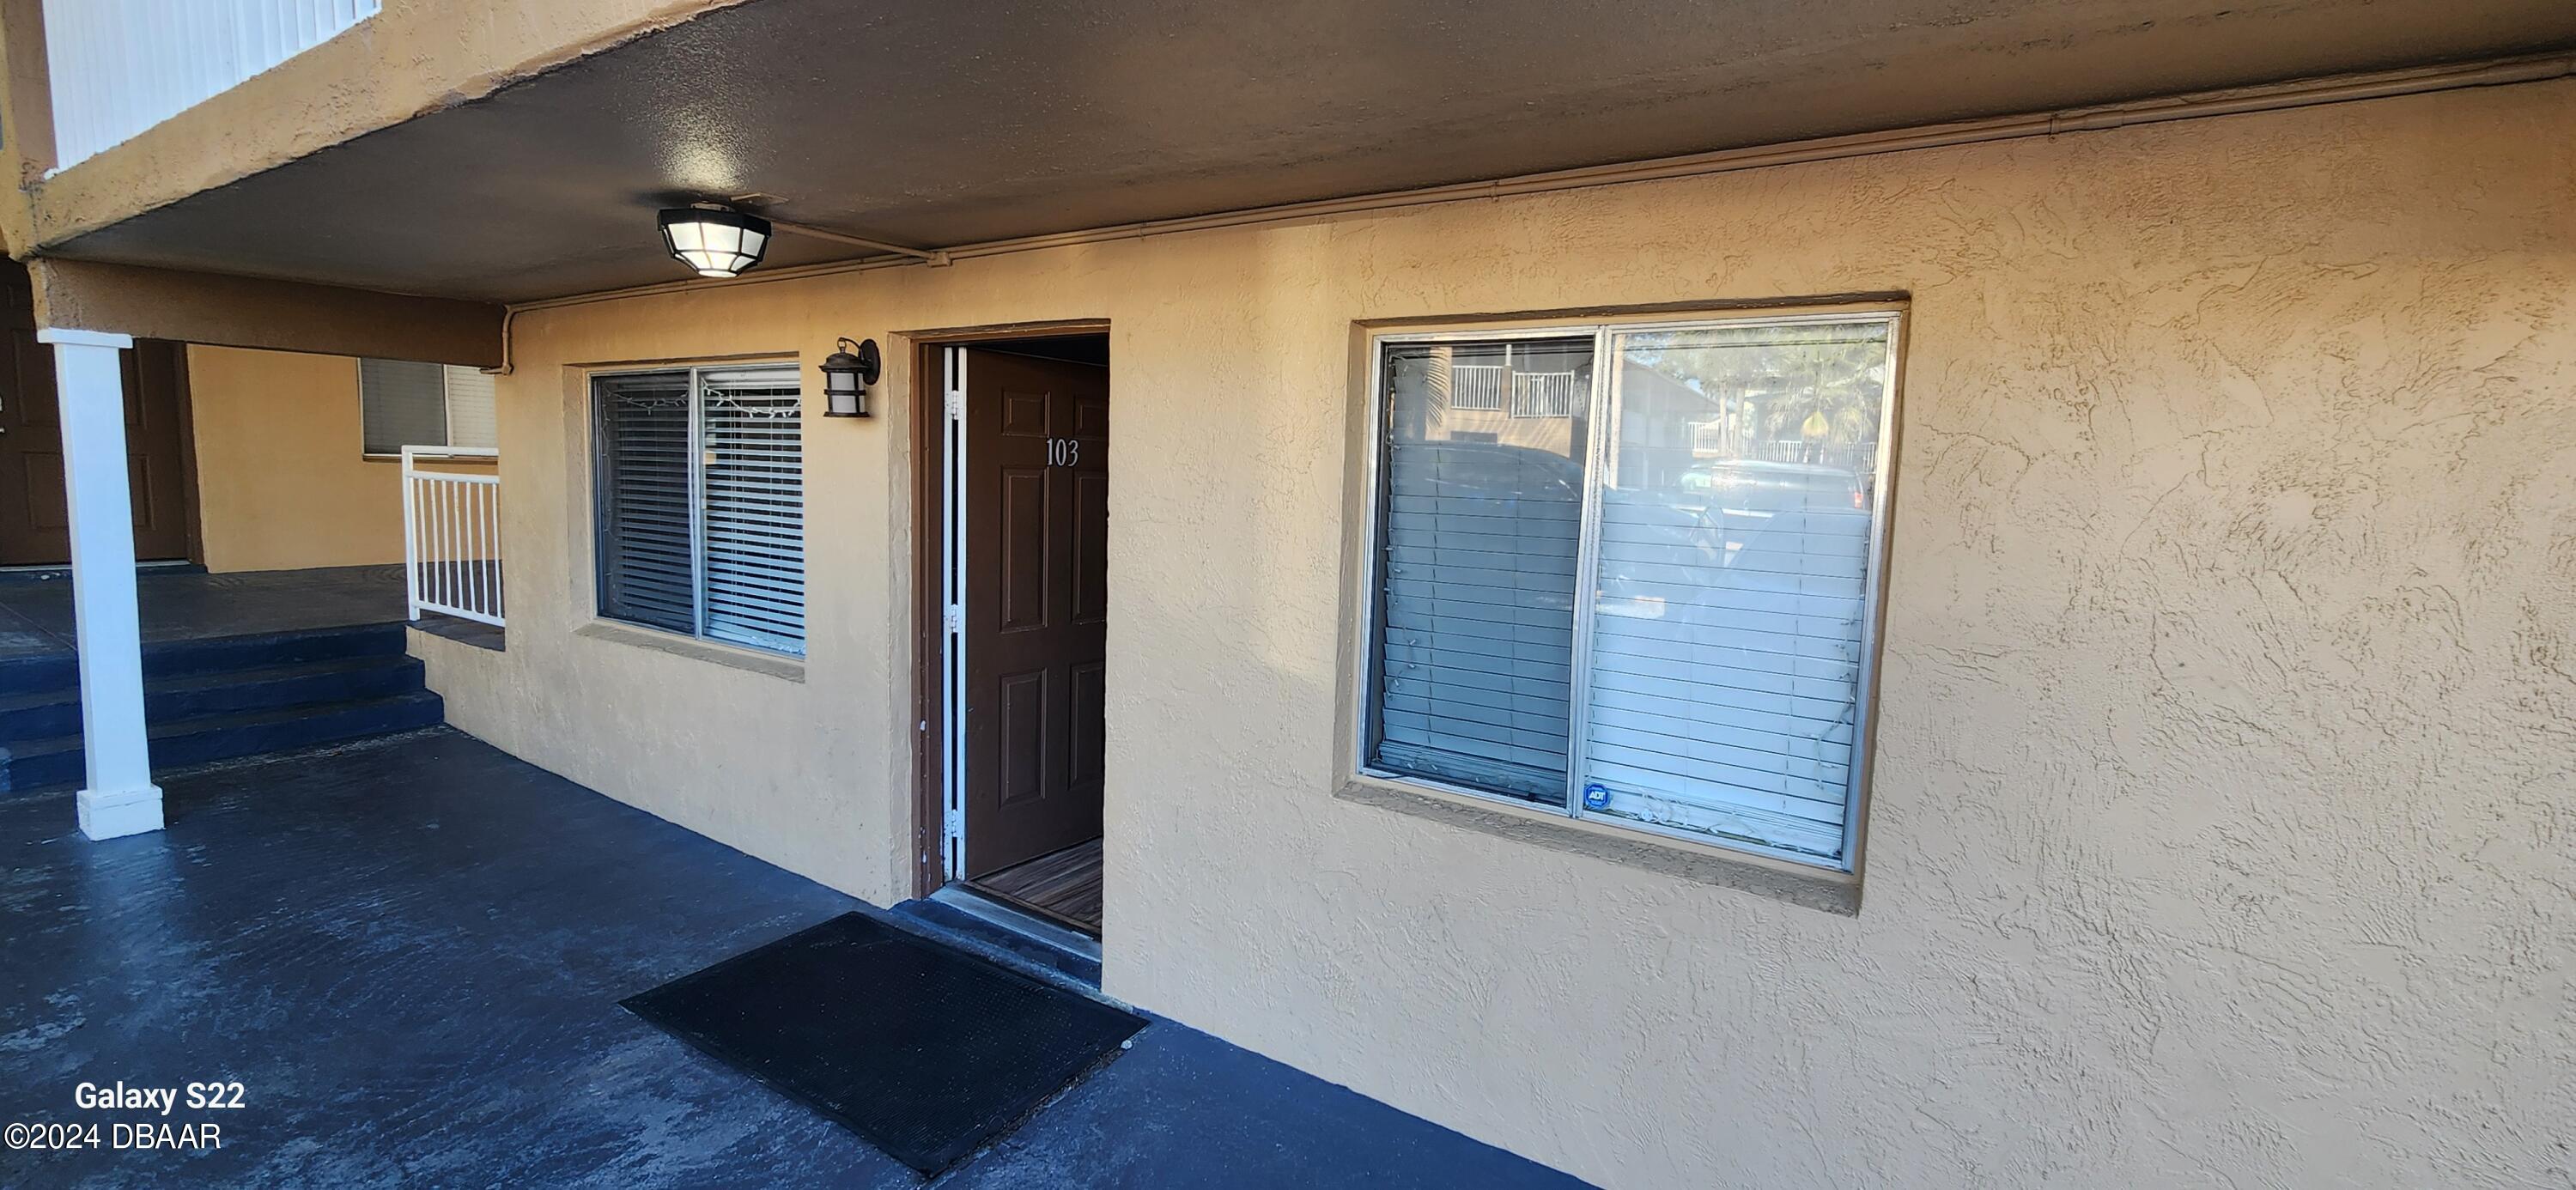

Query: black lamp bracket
[837,337,883,385]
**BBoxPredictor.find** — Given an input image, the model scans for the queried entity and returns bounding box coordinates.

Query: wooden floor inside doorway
[971,838,1103,935]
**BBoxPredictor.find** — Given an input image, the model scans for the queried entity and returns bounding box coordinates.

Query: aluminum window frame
[587,359,805,659]
[358,359,501,458]
[1354,309,1905,873]
[1360,324,1600,808]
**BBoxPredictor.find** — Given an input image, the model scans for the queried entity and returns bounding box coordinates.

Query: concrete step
[0,690,447,793]
[0,654,428,744]
[891,890,1103,988]
[0,622,410,694]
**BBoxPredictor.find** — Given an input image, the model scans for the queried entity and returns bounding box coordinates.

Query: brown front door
[962,347,1109,877]
[0,332,193,566]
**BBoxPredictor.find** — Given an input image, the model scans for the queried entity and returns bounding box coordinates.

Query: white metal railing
[42,0,381,169]
[1448,363,1507,411]
[1511,370,1580,418]
[402,446,503,628]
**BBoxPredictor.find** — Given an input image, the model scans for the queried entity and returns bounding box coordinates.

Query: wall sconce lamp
[820,337,881,417]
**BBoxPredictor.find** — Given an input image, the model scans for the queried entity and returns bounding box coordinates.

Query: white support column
[39,328,162,840]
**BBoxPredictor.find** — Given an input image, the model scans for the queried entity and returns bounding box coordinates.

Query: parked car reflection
[1598,460,1868,620]
[1386,437,1587,610]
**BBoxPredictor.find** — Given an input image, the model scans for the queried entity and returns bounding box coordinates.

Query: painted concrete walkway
[0,565,408,664]
[0,728,1584,1187]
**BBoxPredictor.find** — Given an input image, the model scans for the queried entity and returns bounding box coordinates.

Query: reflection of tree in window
[1623,325,1887,471]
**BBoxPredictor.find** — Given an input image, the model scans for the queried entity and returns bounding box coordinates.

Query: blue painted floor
[0,565,409,664]
[0,728,1583,1187]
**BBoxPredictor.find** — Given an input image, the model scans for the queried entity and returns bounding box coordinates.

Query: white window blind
[592,364,805,655]
[595,371,696,634]
[1367,315,1898,869]
[443,367,498,449]
[1372,338,1590,803]
[1582,321,1891,860]
[697,367,806,653]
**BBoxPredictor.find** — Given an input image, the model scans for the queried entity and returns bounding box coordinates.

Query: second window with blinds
[1364,312,1900,871]
[360,359,497,455]
[592,363,807,657]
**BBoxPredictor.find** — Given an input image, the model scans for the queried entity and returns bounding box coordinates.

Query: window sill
[1335,774,1861,916]
[574,621,805,683]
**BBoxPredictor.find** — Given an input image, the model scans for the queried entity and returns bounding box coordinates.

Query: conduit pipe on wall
[503,50,2576,325]
[483,307,516,375]
[767,218,951,267]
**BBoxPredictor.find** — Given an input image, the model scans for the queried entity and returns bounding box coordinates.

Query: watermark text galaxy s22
[3,1080,247,1151]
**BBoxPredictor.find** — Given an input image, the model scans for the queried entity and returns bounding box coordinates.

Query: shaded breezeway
[0,728,1584,1187]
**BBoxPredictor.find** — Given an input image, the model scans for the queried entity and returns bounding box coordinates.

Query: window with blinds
[592,363,805,656]
[1366,314,1899,870]
[595,371,696,635]
[442,367,498,449]
[360,359,498,454]
[697,367,806,653]
[1371,338,1590,804]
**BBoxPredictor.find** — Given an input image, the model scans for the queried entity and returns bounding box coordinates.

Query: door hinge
[944,604,963,634]
[945,390,963,422]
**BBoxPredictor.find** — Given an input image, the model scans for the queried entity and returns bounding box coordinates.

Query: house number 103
[1047,438,1082,466]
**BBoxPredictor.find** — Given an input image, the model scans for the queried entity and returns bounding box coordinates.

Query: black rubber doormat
[623,911,1146,1175]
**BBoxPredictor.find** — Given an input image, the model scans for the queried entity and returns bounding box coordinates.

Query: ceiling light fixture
[657,204,772,278]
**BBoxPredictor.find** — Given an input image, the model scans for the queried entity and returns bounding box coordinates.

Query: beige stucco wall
[185,345,404,573]
[416,80,2575,1188]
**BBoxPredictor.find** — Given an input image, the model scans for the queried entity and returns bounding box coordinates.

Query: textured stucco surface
[411,81,2575,1187]
[184,346,405,574]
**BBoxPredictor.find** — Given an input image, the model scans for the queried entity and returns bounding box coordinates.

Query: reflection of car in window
[1398,438,1586,505]
[1386,438,1586,614]
[1599,461,1871,621]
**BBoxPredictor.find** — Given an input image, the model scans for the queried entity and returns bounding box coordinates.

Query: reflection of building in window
[1511,370,1578,418]
[1449,363,1507,410]
[1690,420,1728,456]
[1414,341,1583,459]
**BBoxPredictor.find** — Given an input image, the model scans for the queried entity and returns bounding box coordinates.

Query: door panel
[1,330,67,562]
[0,331,192,565]
[1073,470,1109,623]
[999,467,1048,630]
[123,342,193,561]
[1069,662,1106,785]
[963,348,1110,877]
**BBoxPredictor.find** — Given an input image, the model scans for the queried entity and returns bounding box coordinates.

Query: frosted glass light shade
[658,207,772,278]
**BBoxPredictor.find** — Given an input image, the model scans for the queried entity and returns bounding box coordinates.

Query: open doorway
[0,264,199,568]
[916,329,1109,938]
